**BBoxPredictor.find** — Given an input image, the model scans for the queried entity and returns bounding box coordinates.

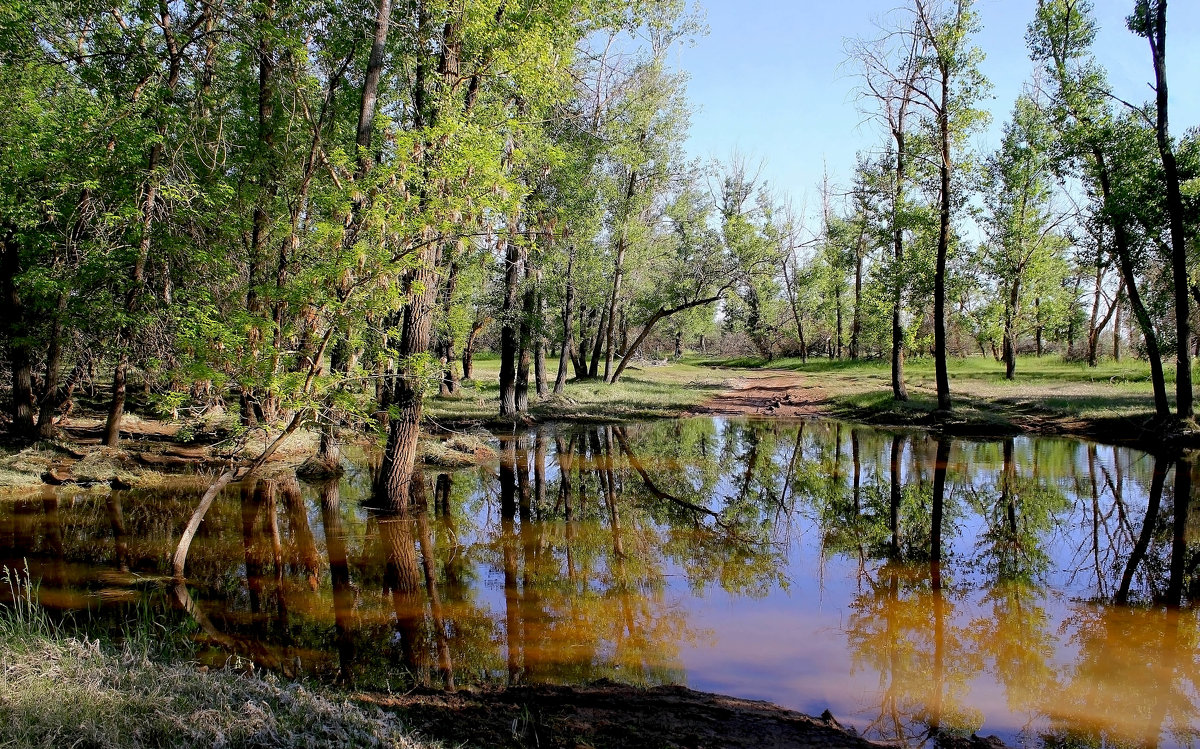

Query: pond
[1,417,1197,747]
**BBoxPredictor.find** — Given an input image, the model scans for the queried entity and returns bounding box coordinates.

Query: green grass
[693,353,1173,427]
[425,358,728,426]
[0,566,435,749]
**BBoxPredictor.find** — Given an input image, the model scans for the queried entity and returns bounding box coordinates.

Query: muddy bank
[363,681,1005,749]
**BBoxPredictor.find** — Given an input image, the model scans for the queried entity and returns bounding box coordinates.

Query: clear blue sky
[675,0,1200,219]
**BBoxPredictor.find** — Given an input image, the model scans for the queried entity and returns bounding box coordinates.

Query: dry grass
[0,568,436,749]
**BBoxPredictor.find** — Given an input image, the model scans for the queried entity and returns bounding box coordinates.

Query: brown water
[1,417,1197,747]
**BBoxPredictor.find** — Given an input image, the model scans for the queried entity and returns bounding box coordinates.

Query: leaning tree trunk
[609,294,723,385]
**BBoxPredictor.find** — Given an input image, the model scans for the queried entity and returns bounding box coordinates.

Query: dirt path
[690,370,829,418]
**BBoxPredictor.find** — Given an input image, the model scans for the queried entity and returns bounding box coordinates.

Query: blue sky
[675,0,1200,220]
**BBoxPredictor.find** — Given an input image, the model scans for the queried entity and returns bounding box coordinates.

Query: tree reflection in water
[0,418,1197,747]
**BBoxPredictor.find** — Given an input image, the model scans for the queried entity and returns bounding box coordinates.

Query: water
[1,417,1197,747]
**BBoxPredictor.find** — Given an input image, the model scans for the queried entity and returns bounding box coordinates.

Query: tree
[980,94,1071,379]
[911,0,989,412]
[1029,0,1171,417]
[1128,0,1193,419]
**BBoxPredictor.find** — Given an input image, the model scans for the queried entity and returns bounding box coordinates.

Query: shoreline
[2,360,1192,495]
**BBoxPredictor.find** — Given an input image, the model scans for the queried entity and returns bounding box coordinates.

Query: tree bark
[933,67,952,413]
[604,169,637,382]
[588,307,607,379]
[891,128,908,400]
[438,260,461,395]
[1,236,35,438]
[499,238,521,416]
[1144,1,1193,419]
[378,243,439,511]
[553,246,576,393]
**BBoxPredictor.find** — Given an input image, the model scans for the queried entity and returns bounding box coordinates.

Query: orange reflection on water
[0,420,1196,747]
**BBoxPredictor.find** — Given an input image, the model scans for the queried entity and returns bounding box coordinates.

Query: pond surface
[2,417,1198,748]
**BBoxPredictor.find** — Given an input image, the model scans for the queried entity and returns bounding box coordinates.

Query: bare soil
[689,372,827,418]
[361,681,1005,749]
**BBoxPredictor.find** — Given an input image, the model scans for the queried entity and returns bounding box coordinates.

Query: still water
[1,417,1197,747]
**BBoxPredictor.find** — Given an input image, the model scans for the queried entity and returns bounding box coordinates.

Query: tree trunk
[933,69,952,413]
[516,253,534,412]
[604,170,637,382]
[1113,287,1123,361]
[553,247,576,393]
[835,286,843,360]
[891,128,908,400]
[1145,2,1193,419]
[588,307,607,379]
[377,243,439,512]
[438,260,461,395]
[1003,278,1020,380]
[499,238,521,417]
[781,253,808,363]
[462,316,485,381]
[1094,150,1169,417]
[1,238,36,438]
[609,295,723,384]
[534,269,546,398]
[1034,297,1043,357]
[850,225,865,359]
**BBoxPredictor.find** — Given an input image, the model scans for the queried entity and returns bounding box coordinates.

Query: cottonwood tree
[910,0,989,412]
[850,14,925,397]
[1128,0,1193,419]
[1029,0,1171,417]
[980,94,1072,379]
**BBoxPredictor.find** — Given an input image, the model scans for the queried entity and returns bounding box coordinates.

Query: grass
[424,357,728,426]
[0,566,436,749]
[694,353,1173,432]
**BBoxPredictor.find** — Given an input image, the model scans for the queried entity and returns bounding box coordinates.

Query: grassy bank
[424,356,728,426]
[0,571,434,749]
[698,353,1176,441]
